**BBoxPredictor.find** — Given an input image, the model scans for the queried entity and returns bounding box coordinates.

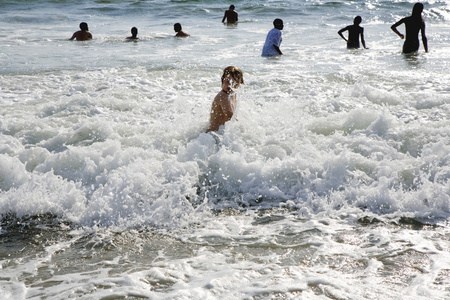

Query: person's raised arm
[391,19,405,39]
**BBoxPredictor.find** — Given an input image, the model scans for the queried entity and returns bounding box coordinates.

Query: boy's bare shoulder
[216,90,231,102]
[72,31,92,41]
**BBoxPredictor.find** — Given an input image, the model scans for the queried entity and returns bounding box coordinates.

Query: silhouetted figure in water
[262,19,283,57]
[174,23,190,37]
[338,16,367,49]
[391,2,428,54]
[69,22,92,41]
[126,27,139,40]
[222,5,238,24]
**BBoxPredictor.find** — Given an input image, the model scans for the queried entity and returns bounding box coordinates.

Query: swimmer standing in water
[207,66,244,132]
[174,23,190,37]
[222,5,238,24]
[126,27,139,40]
[391,2,428,54]
[261,19,284,57]
[338,16,367,49]
[69,22,92,41]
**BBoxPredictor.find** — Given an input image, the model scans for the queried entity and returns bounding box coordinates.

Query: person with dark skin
[207,66,244,132]
[261,19,283,57]
[391,2,428,54]
[69,22,92,41]
[126,27,139,40]
[338,16,367,49]
[222,5,238,24]
[174,23,190,37]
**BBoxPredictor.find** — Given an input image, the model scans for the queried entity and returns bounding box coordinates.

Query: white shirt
[262,28,282,57]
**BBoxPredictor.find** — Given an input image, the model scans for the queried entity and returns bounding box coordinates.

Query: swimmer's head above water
[79,22,89,31]
[221,66,244,86]
[412,2,424,17]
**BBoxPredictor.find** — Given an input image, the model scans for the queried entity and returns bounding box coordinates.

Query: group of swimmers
[68,3,429,133]
[208,3,429,133]
[70,3,428,55]
[262,2,428,57]
[337,2,428,53]
[69,22,189,41]
[69,5,240,41]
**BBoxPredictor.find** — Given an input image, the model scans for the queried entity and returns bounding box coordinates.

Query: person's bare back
[174,23,190,37]
[69,22,92,41]
[222,5,238,24]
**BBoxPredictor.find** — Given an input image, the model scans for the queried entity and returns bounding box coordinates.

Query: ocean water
[1,0,449,299]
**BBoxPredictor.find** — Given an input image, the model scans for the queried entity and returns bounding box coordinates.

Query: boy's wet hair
[222,66,244,84]
[80,22,88,31]
[412,2,424,16]
[354,16,362,25]
[273,18,283,27]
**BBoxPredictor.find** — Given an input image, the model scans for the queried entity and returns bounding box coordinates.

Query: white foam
[0,1,449,299]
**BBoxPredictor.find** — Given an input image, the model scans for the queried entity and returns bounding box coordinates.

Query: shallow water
[1,0,450,299]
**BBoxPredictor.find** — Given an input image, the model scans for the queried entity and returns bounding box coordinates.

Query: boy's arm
[222,11,227,23]
[272,32,283,55]
[361,29,367,49]
[421,22,428,52]
[391,19,405,39]
[273,45,282,55]
[338,28,348,42]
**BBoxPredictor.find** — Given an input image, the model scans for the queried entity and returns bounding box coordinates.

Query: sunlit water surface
[1,0,449,299]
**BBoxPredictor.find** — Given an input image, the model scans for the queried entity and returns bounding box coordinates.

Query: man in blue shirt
[262,19,283,57]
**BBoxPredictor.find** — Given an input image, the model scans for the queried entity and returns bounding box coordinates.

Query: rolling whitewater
[1,0,449,299]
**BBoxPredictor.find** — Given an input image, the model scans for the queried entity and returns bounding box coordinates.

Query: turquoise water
[1,1,449,299]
